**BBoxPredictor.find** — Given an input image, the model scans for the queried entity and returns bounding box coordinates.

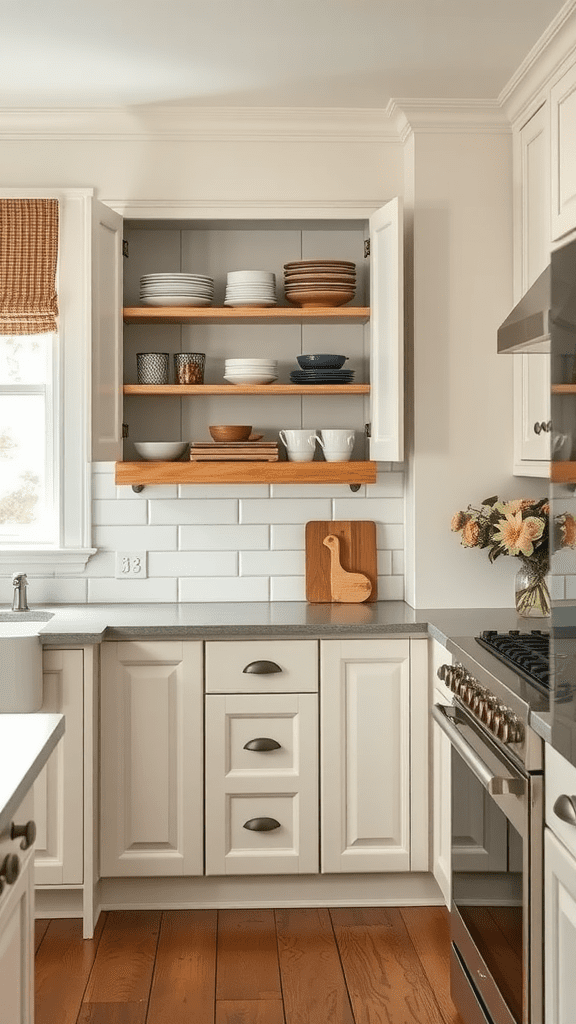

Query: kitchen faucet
[12,572,29,611]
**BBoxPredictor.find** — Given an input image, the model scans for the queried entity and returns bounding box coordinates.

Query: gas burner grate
[475,629,550,690]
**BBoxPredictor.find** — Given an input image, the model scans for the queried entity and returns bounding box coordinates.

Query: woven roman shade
[0,198,59,335]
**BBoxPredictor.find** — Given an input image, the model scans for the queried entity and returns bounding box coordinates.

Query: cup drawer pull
[243,817,281,832]
[243,660,282,675]
[10,819,36,851]
[243,737,281,752]
[553,794,576,826]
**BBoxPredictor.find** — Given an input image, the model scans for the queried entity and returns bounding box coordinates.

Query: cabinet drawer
[205,640,318,693]
[546,744,576,858]
[205,692,318,874]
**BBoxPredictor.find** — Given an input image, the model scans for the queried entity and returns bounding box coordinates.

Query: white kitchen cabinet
[34,650,84,885]
[100,640,204,877]
[544,743,576,1024]
[513,101,551,476]
[205,638,318,694]
[114,197,403,487]
[550,60,576,243]
[320,637,428,873]
[0,795,35,1024]
[430,638,452,905]
[205,692,318,875]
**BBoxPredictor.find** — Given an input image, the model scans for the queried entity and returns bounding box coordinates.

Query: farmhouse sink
[0,622,44,712]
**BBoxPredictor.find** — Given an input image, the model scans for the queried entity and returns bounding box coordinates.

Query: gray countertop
[0,713,64,834]
[2,600,552,741]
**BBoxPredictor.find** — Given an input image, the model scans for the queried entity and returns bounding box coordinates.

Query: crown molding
[0,105,400,143]
[386,98,510,137]
[500,0,576,127]
[106,198,384,220]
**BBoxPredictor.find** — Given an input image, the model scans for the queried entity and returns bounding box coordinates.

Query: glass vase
[514,557,551,618]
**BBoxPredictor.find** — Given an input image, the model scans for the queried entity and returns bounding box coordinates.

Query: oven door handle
[432,704,525,796]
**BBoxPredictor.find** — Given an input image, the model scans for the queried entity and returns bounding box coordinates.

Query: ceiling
[0,0,567,109]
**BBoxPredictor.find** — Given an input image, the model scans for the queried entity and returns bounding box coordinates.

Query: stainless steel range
[433,629,548,1024]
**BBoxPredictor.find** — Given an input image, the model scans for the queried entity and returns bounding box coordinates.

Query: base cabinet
[545,829,576,1024]
[100,640,203,877]
[0,845,34,1024]
[320,638,428,873]
[205,692,318,875]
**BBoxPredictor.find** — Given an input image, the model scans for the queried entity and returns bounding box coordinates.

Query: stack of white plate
[224,358,278,384]
[140,273,214,307]
[224,271,277,308]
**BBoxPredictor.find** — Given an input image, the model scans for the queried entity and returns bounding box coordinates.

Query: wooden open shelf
[551,462,576,483]
[123,306,370,325]
[552,384,576,394]
[124,383,369,396]
[115,460,377,486]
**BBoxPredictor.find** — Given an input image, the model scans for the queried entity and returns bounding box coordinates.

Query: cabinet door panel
[205,640,318,693]
[100,641,203,876]
[92,199,123,461]
[205,692,318,875]
[34,649,84,885]
[0,851,34,1024]
[321,639,411,872]
[551,62,576,241]
[545,829,576,1024]
[369,198,403,462]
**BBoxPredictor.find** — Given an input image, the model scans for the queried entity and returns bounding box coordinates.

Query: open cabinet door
[369,197,403,462]
[91,200,123,461]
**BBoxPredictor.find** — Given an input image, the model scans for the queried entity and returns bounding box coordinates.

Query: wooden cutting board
[305,521,377,603]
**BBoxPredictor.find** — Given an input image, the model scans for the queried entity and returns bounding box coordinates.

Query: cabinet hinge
[365,423,371,438]
[122,239,129,258]
[122,423,129,438]
[364,239,370,258]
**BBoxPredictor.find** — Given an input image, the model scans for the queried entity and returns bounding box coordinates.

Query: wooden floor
[35,906,466,1024]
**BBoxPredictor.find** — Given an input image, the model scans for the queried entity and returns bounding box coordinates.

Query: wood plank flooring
[35,907,465,1024]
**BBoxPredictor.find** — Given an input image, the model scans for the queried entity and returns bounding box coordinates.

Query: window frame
[0,188,96,573]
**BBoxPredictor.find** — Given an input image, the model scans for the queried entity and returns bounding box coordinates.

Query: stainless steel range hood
[497,266,550,353]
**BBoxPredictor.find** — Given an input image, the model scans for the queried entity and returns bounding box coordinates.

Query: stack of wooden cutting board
[190,441,279,461]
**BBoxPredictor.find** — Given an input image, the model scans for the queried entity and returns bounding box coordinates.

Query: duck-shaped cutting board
[305,521,377,603]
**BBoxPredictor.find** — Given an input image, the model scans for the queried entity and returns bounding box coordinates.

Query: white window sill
[0,549,96,574]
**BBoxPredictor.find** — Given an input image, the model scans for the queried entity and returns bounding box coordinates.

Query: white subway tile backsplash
[120,484,178,499]
[92,472,117,500]
[82,551,117,577]
[179,576,269,602]
[148,551,237,577]
[240,498,332,524]
[179,484,269,498]
[92,500,147,526]
[28,577,88,604]
[378,575,405,601]
[269,483,365,499]
[333,498,404,522]
[379,524,404,549]
[551,574,566,601]
[93,525,178,551]
[377,550,392,576]
[88,577,178,603]
[179,525,270,550]
[392,550,405,576]
[241,550,307,576]
[564,575,576,600]
[270,576,307,601]
[270,525,305,550]
[366,472,405,498]
[149,499,239,525]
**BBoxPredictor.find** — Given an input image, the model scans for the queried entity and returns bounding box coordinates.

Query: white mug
[278,429,317,462]
[317,430,355,462]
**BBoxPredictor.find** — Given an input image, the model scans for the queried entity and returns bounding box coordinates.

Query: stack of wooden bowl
[283,259,356,307]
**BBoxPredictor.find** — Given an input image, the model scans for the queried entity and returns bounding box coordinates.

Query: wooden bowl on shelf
[209,425,252,442]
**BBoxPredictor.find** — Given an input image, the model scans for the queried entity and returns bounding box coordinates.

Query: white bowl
[134,441,188,460]
[224,373,278,384]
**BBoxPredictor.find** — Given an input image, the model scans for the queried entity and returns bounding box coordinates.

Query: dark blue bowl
[296,354,348,369]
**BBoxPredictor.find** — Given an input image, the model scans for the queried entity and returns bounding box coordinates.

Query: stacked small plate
[224,271,277,308]
[140,273,214,307]
[224,358,278,384]
[284,260,356,308]
[290,367,355,384]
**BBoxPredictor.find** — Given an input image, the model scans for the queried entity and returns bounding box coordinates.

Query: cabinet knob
[533,420,552,435]
[553,794,576,826]
[243,737,281,752]
[243,817,281,832]
[0,854,20,886]
[10,819,36,851]
[242,660,282,675]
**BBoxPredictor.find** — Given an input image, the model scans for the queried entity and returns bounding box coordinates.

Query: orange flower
[561,514,576,548]
[492,511,544,556]
[462,520,479,547]
[451,511,468,532]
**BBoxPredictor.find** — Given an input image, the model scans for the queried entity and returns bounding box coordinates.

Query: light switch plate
[115,552,147,579]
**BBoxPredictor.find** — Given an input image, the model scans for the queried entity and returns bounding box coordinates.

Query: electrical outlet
[115,552,147,579]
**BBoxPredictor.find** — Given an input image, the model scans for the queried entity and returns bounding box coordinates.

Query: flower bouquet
[450,495,576,617]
